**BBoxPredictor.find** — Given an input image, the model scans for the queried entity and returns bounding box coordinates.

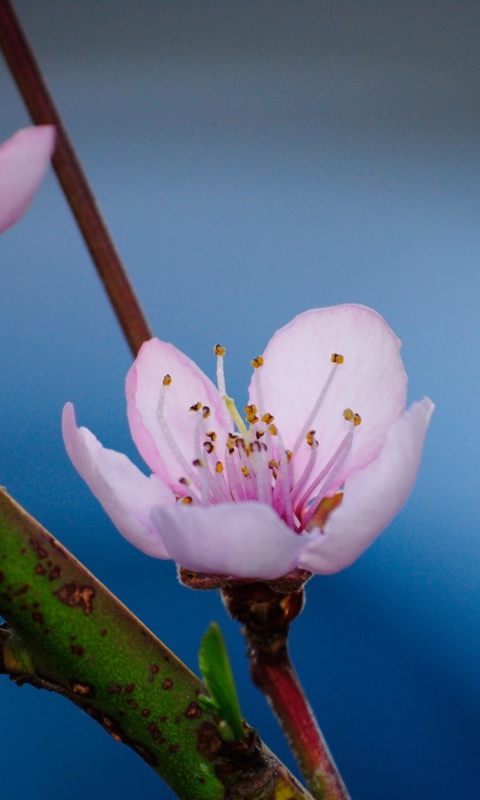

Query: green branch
[0,488,313,800]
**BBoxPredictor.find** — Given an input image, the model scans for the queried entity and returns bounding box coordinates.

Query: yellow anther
[206,431,217,441]
[245,403,257,415]
[251,355,264,369]
[353,413,362,426]
[203,441,215,454]
[226,437,236,454]
[215,461,224,473]
[306,430,316,447]
[193,458,205,468]
[241,465,250,477]
[163,374,172,386]
[269,424,278,436]
[181,496,193,505]
[268,459,279,470]
[189,401,202,412]
[256,430,265,439]
[331,353,344,364]
[202,405,211,419]
[343,408,354,421]
[262,413,274,424]
[286,450,293,463]
[214,344,226,357]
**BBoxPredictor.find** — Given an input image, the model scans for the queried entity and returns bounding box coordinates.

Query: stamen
[181,496,193,504]
[203,441,215,454]
[202,406,211,419]
[179,477,190,486]
[276,429,295,529]
[215,461,224,473]
[262,413,274,424]
[296,420,355,524]
[206,431,217,441]
[157,378,202,489]
[292,356,344,455]
[251,355,264,369]
[190,401,202,412]
[252,356,266,418]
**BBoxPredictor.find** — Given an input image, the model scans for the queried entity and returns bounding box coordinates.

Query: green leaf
[198,622,245,741]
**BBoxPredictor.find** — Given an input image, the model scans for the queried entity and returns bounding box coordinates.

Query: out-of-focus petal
[62,402,174,558]
[153,501,311,579]
[0,126,55,233]
[299,397,434,575]
[249,305,408,493]
[126,338,228,493]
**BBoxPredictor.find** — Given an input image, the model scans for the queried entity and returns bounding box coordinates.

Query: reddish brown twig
[0,0,153,356]
[222,581,351,800]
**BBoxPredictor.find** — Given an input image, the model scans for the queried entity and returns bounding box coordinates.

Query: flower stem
[0,0,153,356]
[222,582,351,800]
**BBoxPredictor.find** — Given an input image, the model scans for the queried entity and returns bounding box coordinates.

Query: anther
[286,450,293,463]
[179,477,190,486]
[331,353,344,364]
[262,413,274,424]
[202,406,211,419]
[353,413,362,426]
[269,459,279,470]
[190,402,202,412]
[193,458,205,468]
[206,431,217,441]
[163,374,172,386]
[203,441,215,454]
[343,409,354,421]
[215,461,224,473]
[269,424,278,436]
[214,344,226,357]
[181,496,193,504]
[306,430,316,447]
[241,466,250,477]
[251,355,264,369]
[256,430,265,439]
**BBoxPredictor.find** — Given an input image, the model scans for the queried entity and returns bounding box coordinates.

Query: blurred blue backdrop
[1,2,479,798]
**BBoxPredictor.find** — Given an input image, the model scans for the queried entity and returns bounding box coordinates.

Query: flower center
[156,345,361,532]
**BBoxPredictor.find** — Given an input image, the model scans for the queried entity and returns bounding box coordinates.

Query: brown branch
[0,0,153,356]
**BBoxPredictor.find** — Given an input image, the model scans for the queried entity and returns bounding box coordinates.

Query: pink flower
[63,305,433,579]
[0,126,56,234]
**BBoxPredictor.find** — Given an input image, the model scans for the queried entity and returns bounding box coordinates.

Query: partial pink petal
[299,397,434,574]
[249,305,408,494]
[0,126,55,233]
[126,338,228,492]
[62,402,174,558]
[153,501,307,579]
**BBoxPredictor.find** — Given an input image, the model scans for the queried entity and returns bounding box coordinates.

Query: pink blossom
[0,126,55,234]
[63,305,433,579]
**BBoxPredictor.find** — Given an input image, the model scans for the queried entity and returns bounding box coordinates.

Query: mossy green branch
[0,488,313,800]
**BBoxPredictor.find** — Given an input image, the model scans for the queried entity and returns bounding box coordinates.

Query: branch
[0,487,313,800]
[0,0,153,356]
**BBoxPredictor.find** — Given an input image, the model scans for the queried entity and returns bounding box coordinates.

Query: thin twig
[0,0,153,356]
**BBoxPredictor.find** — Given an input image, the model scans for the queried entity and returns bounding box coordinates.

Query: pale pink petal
[249,305,408,494]
[299,397,434,575]
[152,501,308,579]
[126,338,228,493]
[0,126,55,233]
[62,402,175,558]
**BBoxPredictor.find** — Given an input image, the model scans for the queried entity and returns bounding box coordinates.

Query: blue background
[1,2,479,797]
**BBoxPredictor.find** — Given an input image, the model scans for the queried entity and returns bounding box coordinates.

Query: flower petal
[0,126,55,233]
[249,305,408,493]
[152,501,308,579]
[62,402,175,558]
[299,397,434,574]
[126,338,228,493]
